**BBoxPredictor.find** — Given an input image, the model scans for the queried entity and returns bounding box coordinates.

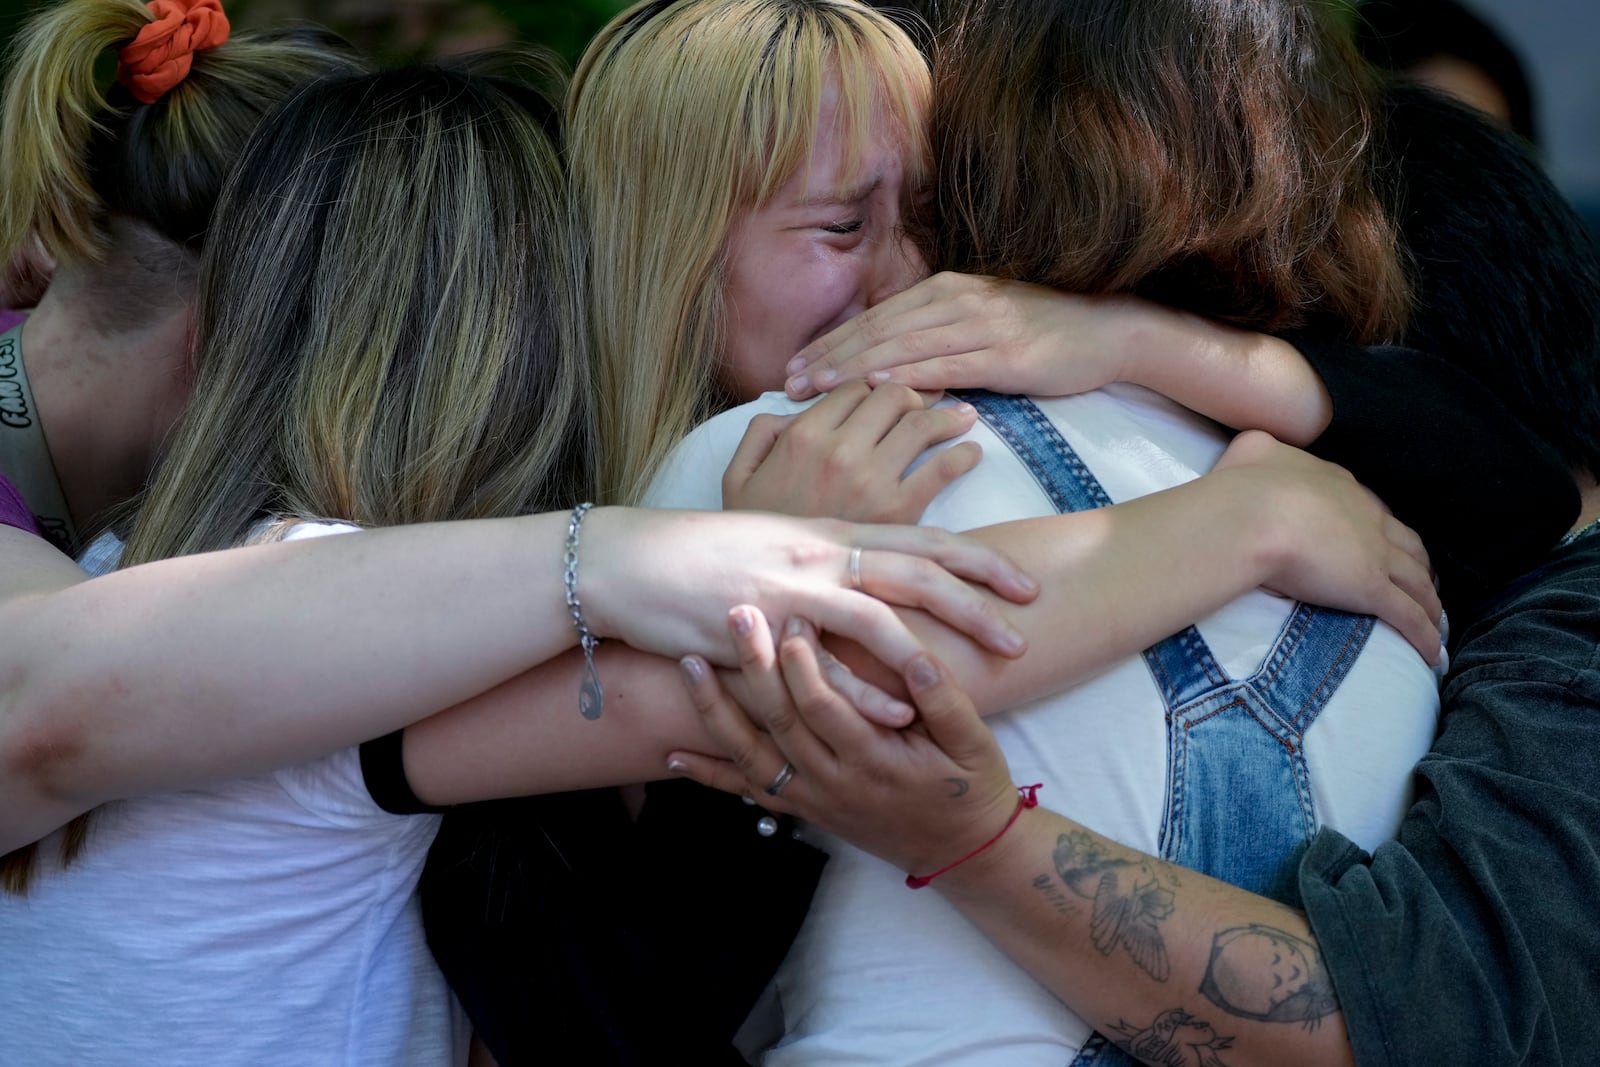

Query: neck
[1572,477,1600,535]
[20,290,190,537]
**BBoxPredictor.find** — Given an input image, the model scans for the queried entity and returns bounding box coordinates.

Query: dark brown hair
[932,0,1410,343]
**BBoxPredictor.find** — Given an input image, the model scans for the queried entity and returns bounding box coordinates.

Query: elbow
[0,680,92,811]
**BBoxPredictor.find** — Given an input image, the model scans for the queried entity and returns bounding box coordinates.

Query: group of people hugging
[0,0,1595,1064]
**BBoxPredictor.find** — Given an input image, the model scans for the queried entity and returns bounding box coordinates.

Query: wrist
[932,800,1047,896]
[905,783,1041,890]
[565,505,625,641]
[1108,296,1209,392]
[1234,473,1299,589]
[560,503,607,720]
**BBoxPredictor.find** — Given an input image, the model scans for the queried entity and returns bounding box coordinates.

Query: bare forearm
[939,808,1357,1067]
[402,644,710,804]
[1121,306,1332,447]
[0,515,578,832]
[836,476,1281,713]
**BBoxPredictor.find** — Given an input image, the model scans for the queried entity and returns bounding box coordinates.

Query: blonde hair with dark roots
[933,0,1410,343]
[570,0,931,504]
[2,57,595,894]
[0,0,357,896]
[0,0,359,267]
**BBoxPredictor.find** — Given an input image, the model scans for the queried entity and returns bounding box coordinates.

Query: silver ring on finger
[849,546,864,591]
[764,761,797,797]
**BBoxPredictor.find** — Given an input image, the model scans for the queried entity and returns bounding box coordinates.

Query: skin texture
[1408,55,1513,126]
[403,428,1440,809]
[781,273,1334,449]
[669,618,1363,1067]
[0,508,1038,853]
[719,76,927,403]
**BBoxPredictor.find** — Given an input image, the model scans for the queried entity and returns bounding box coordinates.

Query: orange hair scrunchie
[116,0,231,105]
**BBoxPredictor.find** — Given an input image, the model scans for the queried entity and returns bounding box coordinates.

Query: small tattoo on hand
[944,777,970,798]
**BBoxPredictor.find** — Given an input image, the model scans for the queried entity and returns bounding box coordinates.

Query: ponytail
[0,0,155,263]
[0,0,360,266]
[0,1,360,895]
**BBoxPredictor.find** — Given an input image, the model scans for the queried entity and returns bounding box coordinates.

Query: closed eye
[823,219,864,235]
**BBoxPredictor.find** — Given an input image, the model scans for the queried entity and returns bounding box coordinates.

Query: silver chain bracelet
[564,502,604,720]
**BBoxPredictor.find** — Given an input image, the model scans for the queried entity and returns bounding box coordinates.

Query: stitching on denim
[1070,1032,1117,1067]
[959,390,1114,514]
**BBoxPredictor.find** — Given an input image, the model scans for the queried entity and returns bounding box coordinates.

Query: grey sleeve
[1298,639,1600,1067]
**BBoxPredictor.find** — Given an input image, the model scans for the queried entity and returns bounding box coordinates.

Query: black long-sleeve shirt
[1289,85,1586,624]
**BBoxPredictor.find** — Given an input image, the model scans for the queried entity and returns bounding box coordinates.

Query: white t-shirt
[645,387,1440,1066]
[0,523,467,1066]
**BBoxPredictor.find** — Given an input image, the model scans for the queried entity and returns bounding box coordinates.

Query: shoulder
[1449,539,1600,686]
[1430,540,1600,795]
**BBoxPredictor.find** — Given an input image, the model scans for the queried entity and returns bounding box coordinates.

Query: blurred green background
[0,0,639,67]
[1,0,1592,228]
[2,0,1357,70]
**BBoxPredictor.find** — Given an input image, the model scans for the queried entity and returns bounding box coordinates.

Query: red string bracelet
[905,783,1042,889]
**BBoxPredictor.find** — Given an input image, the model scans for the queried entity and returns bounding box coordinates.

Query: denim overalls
[957,392,1374,1067]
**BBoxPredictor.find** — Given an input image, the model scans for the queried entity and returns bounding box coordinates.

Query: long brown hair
[933,0,1410,343]
[119,58,592,565]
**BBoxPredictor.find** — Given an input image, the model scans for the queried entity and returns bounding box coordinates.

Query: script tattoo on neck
[1200,924,1341,1027]
[1051,830,1180,982]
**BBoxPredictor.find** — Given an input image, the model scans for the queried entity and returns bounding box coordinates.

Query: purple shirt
[0,470,43,538]
[0,309,25,334]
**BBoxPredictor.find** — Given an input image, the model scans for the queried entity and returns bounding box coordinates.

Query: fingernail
[731,608,754,636]
[741,793,757,806]
[999,629,1027,656]
[815,368,838,388]
[786,355,808,375]
[679,656,704,685]
[667,758,688,774]
[868,370,891,386]
[786,616,806,639]
[787,374,810,396]
[886,699,915,722]
[954,402,975,417]
[907,653,939,692]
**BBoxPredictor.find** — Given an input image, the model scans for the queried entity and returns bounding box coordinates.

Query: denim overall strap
[955,388,1232,708]
[1155,603,1374,903]
[954,392,1371,1067]
[954,390,1115,514]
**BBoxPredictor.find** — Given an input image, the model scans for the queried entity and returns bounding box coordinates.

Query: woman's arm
[0,508,1033,852]
[396,433,1437,805]
[782,272,1577,617]
[784,274,1331,446]
[670,627,1361,1067]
